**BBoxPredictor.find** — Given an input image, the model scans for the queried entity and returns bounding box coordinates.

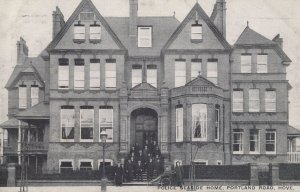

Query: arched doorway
[130,108,158,148]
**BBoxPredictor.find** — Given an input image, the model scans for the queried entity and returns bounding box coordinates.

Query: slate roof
[15,102,50,120]
[105,16,180,56]
[5,56,46,88]
[288,125,300,136]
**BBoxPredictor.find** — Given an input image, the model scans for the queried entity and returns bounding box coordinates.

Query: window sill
[74,89,85,93]
[233,152,244,155]
[80,139,94,142]
[266,152,276,155]
[73,39,85,44]
[249,152,260,155]
[60,140,75,142]
[89,39,101,44]
[190,39,203,44]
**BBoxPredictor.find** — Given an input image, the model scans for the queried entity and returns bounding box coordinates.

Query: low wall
[16,180,113,186]
[184,179,249,186]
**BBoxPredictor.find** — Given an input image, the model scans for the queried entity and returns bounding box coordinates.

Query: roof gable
[186,75,217,87]
[46,0,126,51]
[163,3,231,51]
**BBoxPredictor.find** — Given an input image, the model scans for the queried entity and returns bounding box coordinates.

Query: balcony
[287,152,300,163]
[21,142,48,154]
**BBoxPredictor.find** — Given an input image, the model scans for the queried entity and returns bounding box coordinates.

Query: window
[19,85,27,109]
[249,130,260,154]
[105,59,116,89]
[74,59,85,90]
[89,24,101,40]
[59,160,74,174]
[249,89,260,112]
[215,105,220,142]
[241,54,251,73]
[207,59,218,84]
[90,59,100,90]
[192,104,207,141]
[191,59,202,80]
[30,85,39,106]
[176,105,183,142]
[193,159,208,165]
[99,106,113,142]
[266,131,276,154]
[58,58,69,89]
[257,54,268,73]
[265,90,276,112]
[132,65,142,87]
[233,90,243,112]
[175,59,186,87]
[77,12,96,21]
[138,27,152,47]
[98,159,113,169]
[80,106,94,141]
[191,22,203,40]
[79,160,93,171]
[147,65,157,88]
[61,106,75,141]
[233,131,243,154]
[216,160,222,165]
[74,24,85,40]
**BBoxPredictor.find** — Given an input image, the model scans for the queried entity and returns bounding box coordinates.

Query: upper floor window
[99,106,113,142]
[191,22,203,40]
[257,54,268,73]
[58,58,69,89]
[30,85,39,106]
[90,23,101,41]
[175,59,186,87]
[192,104,207,141]
[233,90,243,112]
[233,130,243,154]
[215,105,220,142]
[241,54,251,73]
[138,26,152,47]
[74,59,85,90]
[147,65,157,88]
[77,12,96,21]
[19,85,27,109]
[132,65,142,88]
[249,89,260,112]
[175,104,183,142]
[207,59,218,85]
[265,90,276,112]
[74,23,85,40]
[90,59,100,90]
[61,106,75,141]
[191,59,202,80]
[105,59,116,89]
[80,106,94,141]
[266,131,276,154]
[249,130,260,154]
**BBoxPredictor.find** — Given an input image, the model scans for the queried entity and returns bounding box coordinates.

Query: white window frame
[191,60,202,80]
[233,90,244,112]
[99,107,113,143]
[58,59,69,89]
[175,60,186,87]
[132,65,142,88]
[74,60,85,90]
[98,159,113,169]
[30,85,39,106]
[257,54,268,73]
[173,160,183,166]
[192,104,207,142]
[19,85,27,109]
[60,107,75,142]
[266,131,276,154]
[147,65,157,88]
[249,89,260,112]
[241,55,252,73]
[233,131,243,154]
[78,159,93,171]
[191,24,203,40]
[138,26,152,48]
[74,25,85,40]
[89,59,100,90]
[80,107,94,142]
[265,90,276,112]
[249,130,260,154]
[193,159,208,165]
[214,106,220,142]
[175,107,183,142]
[207,60,218,85]
[105,60,116,89]
[89,25,101,40]
[59,159,74,174]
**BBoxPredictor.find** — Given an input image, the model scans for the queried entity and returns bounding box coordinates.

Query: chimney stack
[129,0,138,45]
[17,37,28,65]
[52,6,65,39]
[272,34,283,48]
[211,0,226,38]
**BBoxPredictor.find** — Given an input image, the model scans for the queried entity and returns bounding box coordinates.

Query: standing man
[174,161,183,187]
[136,160,143,181]
[115,162,124,186]
[147,158,154,181]
[125,158,133,182]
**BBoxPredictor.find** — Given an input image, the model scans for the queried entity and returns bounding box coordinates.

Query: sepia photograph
[0,0,299,191]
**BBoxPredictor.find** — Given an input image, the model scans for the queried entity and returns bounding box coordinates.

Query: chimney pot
[17,37,28,65]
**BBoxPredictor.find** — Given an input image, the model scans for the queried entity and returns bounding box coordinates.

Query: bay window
[30,85,39,106]
[249,130,260,153]
[80,106,94,141]
[257,54,268,73]
[147,65,157,88]
[132,65,142,87]
[207,59,218,85]
[175,105,183,142]
[89,59,100,90]
[105,59,116,89]
[74,59,85,90]
[191,59,202,80]
[241,54,251,73]
[99,106,113,142]
[61,106,75,141]
[266,131,276,154]
[58,58,69,89]
[192,104,207,141]
[233,130,243,154]
[19,85,27,109]
[249,89,260,112]
[175,59,186,87]
[265,90,276,112]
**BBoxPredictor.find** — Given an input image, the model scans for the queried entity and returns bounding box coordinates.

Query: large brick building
[0,0,296,174]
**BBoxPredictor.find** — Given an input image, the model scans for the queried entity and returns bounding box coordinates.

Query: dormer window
[191,21,203,42]
[74,22,85,43]
[138,26,152,48]
[89,22,101,43]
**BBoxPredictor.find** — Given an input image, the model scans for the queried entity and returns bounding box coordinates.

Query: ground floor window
[266,131,276,154]
[193,159,208,165]
[79,159,93,171]
[233,130,243,154]
[249,130,260,154]
[59,160,74,174]
[192,104,207,141]
[98,159,113,169]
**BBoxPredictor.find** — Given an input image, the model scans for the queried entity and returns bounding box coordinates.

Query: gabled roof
[46,0,126,51]
[234,26,292,63]
[131,82,157,90]
[163,3,231,50]
[185,74,220,88]
[5,56,46,88]
[15,102,49,120]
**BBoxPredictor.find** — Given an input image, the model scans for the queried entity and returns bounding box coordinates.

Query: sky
[0,0,299,127]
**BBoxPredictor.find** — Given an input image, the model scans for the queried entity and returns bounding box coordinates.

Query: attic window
[74,22,85,43]
[89,22,101,43]
[138,26,152,48]
[191,21,203,42]
[77,12,96,21]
